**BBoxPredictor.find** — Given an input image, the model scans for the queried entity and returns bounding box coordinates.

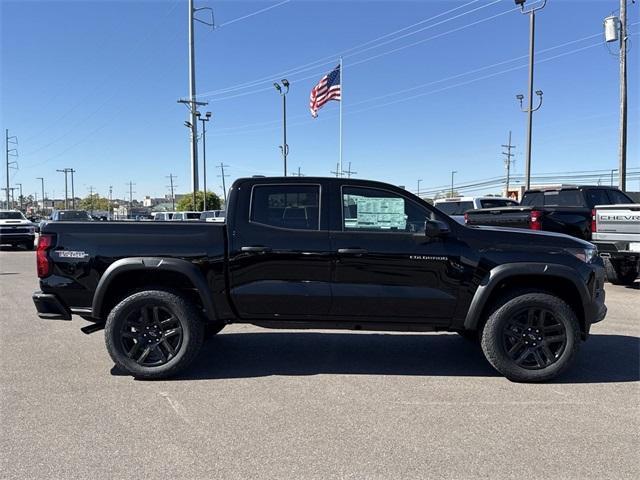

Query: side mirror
[424,219,450,239]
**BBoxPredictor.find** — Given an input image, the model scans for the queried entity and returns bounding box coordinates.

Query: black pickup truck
[465,185,634,240]
[33,177,607,382]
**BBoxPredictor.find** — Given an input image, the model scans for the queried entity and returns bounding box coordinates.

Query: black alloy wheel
[120,305,183,367]
[501,307,566,370]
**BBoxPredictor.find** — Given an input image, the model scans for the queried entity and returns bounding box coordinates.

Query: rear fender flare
[464,262,590,331]
[91,257,217,322]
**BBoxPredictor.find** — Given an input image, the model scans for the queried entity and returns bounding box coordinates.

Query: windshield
[185,212,201,219]
[436,201,473,216]
[57,211,92,221]
[0,212,26,220]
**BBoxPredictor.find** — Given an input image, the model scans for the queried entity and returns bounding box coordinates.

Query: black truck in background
[33,177,607,382]
[465,186,634,239]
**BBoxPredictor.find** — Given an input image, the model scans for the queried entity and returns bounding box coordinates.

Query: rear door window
[251,184,320,230]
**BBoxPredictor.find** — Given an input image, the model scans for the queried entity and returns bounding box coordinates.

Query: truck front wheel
[480,293,581,382]
[105,290,205,379]
[604,257,639,286]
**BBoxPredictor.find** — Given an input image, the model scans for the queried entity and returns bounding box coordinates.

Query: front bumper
[0,233,35,244]
[32,291,71,320]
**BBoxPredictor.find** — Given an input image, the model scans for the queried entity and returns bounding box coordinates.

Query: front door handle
[337,248,368,255]
[241,246,272,253]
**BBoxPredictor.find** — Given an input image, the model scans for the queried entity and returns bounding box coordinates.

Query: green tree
[176,191,222,212]
[78,194,110,212]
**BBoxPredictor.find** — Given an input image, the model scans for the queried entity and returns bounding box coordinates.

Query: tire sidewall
[105,290,203,379]
[481,293,581,382]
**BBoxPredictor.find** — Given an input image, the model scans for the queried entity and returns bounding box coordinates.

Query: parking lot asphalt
[0,248,638,480]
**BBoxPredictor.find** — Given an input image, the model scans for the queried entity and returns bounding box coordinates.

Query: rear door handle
[337,248,368,255]
[241,246,272,253]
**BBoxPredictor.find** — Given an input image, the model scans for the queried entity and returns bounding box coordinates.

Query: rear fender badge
[410,255,448,261]
[57,251,89,259]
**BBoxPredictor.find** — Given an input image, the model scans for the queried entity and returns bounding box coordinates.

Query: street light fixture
[274,79,290,176]
[196,111,212,211]
[514,0,547,191]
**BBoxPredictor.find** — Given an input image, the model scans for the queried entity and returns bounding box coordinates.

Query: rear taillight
[591,208,597,233]
[529,210,542,231]
[464,212,469,224]
[37,234,54,278]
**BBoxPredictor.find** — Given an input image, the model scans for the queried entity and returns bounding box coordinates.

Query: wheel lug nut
[533,343,537,346]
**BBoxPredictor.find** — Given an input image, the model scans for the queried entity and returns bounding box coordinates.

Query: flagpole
[339,56,343,177]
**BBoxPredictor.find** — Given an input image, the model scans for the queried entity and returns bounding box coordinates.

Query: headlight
[566,247,597,263]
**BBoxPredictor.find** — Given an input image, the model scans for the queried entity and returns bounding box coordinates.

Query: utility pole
[196,111,212,211]
[1,187,17,209]
[451,171,457,198]
[502,131,516,195]
[291,167,303,177]
[15,183,23,210]
[179,0,213,207]
[166,174,177,210]
[417,179,422,197]
[515,0,546,191]
[330,163,341,177]
[618,0,628,191]
[5,130,18,209]
[343,162,357,178]
[126,181,136,218]
[88,186,94,214]
[56,169,69,209]
[217,163,229,206]
[109,185,113,220]
[36,177,45,214]
[274,79,290,176]
[69,168,76,209]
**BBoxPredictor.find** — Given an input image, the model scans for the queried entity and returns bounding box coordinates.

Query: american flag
[309,64,341,118]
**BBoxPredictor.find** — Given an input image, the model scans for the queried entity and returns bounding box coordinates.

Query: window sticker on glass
[344,195,407,230]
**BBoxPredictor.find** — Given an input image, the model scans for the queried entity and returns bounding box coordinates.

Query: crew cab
[591,203,640,285]
[464,185,634,241]
[0,210,36,249]
[32,177,607,382]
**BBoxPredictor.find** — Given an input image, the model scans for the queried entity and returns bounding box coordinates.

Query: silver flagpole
[339,57,343,177]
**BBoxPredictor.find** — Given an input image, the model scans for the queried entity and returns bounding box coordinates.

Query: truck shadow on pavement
[163,332,639,383]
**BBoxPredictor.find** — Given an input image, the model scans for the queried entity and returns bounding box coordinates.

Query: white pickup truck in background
[591,203,640,285]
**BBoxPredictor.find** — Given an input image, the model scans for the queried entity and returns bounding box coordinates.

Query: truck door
[330,185,462,322]
[228,182,332,318]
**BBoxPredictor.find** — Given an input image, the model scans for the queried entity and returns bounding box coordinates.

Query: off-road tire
[604,257,639,286]
[105,289,205,379]
[480,292,581,382]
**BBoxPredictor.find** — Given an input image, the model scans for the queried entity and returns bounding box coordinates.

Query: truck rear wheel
[105,290,205,379]
[604,257,639,286]
[480,293,581,382]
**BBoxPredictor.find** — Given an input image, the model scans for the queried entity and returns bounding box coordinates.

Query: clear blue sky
[1,0,638,201]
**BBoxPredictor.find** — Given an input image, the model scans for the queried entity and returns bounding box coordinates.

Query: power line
[217,0,292,28]
[196,0,502,99]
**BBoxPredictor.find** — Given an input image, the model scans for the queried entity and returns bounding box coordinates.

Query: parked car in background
[50,210,93,222]
[200,210,226,222]
[152,212,174,221]
[435,197,518,224]
[465,186,634,241]
[591,203,640,285]
[0,210,36,249]
[172,211,201,221]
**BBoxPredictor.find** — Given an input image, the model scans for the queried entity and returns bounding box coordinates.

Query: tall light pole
[196,111,212,211]
[451,171,457,198]
[274,79,290,176]
[515,0,546,191]
[36,177,45,214]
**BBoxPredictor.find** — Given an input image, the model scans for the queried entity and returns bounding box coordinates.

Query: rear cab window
[479,199,518,209]
[250,184,320,230]
[436,201,474,216]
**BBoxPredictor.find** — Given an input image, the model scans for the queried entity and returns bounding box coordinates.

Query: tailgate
[593,204,640,241]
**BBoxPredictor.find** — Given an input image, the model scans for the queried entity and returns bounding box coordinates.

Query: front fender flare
[463,262,590,331]
[91,257,217,322]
